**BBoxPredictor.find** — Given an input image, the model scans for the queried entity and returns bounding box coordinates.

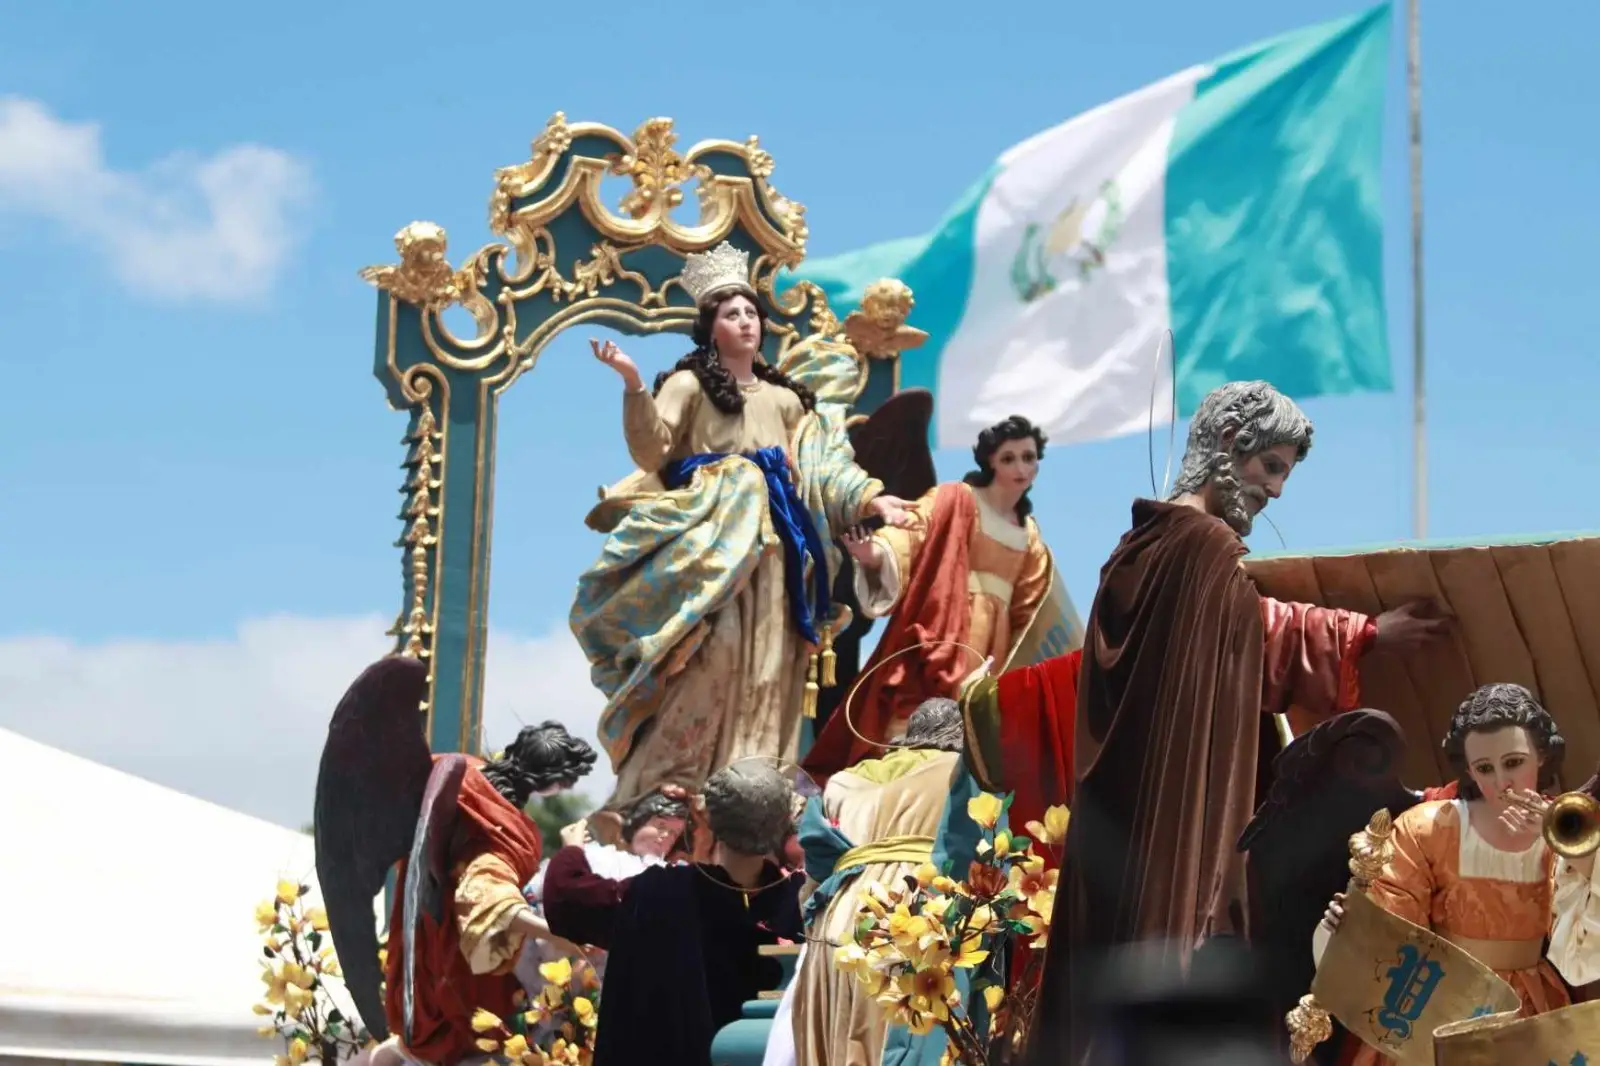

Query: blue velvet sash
[662,446,831,644]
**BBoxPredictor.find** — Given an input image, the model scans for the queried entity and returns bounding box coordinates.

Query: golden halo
[838,639,988,750]
[693,754,817,897]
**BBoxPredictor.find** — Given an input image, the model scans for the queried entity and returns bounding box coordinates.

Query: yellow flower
[1025,805,1070,846]
[931,875,958,894]
[539,957,574,987]
[255,900,278,929]
[260,966,288,1005]
[503,1033,530,1059]
[913,862,939,888]
[1008,854,1055,907]
[287,1037,309,1065]
[378,946,389,969]
[281,961,314,990]
[471,1007,504,1033]
[475,1038,501,1053]
[984,984,1006,1012]
[993,830,1012,859]
[252,1003,273,1016]
[283,985,315,1018]
[542,983,565,1009]
[900,967,955,1021]
[886,903,933,949]
[258,1024,277,1037]
[275,880,300,906]
[967,792,1003,829]
[948,930,989,969]
[572,996,597,1026]
[305,906,329,932]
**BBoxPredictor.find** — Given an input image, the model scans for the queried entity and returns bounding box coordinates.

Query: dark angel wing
[313,655,433,1042]
[816,390,939,731]
[849,388,938,504]
[1237,710,1424,1064]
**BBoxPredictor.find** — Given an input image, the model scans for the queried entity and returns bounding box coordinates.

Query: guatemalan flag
[793,5,1394,448]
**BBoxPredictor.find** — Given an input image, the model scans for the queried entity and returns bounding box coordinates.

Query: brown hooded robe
[1018,499,1371,1066]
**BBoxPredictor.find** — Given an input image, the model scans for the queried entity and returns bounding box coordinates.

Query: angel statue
[314,655,598,1066]
[803,414,1056,790]
[571,240,914,823]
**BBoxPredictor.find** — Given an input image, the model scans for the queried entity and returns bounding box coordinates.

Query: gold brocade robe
[601,370,877,809]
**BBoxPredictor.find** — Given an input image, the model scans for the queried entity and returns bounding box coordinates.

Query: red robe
[382,761,544,1065]
[804,483,980,782]
[967,500,1374,1066]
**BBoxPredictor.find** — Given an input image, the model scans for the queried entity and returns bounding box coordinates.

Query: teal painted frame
[362,113,901,754]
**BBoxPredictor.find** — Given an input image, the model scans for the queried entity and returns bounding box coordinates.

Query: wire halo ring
[838,638,989,750]
[692,753,817,897]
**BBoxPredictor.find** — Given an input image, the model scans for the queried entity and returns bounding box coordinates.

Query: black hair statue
[961,414,1048,521]
[1442,682,1566,799]
[651,289,818,416]
[620,790,690,844]
[481,721,598,810]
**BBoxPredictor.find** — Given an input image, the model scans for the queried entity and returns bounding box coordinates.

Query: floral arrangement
[832,795,1067,1066]
[472,955,602,1066]
[255,879,373,1064]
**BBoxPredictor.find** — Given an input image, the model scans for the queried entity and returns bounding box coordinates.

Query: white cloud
[0,97,311,302]
[0,615,614,830]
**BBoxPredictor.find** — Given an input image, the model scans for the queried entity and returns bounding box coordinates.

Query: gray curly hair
[1167,380,1313,536]
[899,697,965,752]
[703,761,795,857]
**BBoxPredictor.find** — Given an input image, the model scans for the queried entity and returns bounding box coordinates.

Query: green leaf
[309,931,323,951]
[328,1008,344,1024]
[263,946,275,959]
[1009,836,1033,852]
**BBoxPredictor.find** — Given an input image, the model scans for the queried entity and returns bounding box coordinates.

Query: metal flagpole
[1408,0,1427,539]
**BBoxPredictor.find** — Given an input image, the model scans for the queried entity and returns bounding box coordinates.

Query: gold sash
[837,834,936,871]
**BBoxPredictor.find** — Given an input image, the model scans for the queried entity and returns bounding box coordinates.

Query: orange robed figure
[804,416,1056,826]
[314,657,597,1066]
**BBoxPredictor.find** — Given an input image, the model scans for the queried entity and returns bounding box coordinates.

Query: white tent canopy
[0,727,343,1066]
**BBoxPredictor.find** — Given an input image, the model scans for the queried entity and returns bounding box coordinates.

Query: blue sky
[2,0,1594,824]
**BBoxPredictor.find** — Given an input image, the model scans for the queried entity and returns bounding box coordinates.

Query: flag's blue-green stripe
[1165,3,1394,416]
[785,164,999,397]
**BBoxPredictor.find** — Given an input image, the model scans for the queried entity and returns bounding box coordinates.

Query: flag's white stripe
[935,66,1209,449]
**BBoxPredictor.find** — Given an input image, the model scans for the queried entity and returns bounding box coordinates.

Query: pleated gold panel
[1245,535,1600,789]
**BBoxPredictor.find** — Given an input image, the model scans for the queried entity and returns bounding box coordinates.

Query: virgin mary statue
[570,241,912,819]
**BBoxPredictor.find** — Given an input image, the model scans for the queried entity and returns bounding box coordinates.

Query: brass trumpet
[1543,791,1600,859]
[1503,788,1600,858]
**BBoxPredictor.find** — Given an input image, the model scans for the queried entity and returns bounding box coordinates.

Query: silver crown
[680,241,752,305]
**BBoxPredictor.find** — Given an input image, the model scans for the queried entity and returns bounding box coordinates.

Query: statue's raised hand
[591,338,643,392]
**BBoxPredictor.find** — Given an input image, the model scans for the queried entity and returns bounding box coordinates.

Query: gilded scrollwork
[395,370,445,721]
[360,222,497,340]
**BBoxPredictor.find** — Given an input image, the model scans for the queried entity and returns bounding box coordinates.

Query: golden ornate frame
[360,113,912,752]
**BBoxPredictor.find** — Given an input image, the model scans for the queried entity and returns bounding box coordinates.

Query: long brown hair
[652,289,818,416]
